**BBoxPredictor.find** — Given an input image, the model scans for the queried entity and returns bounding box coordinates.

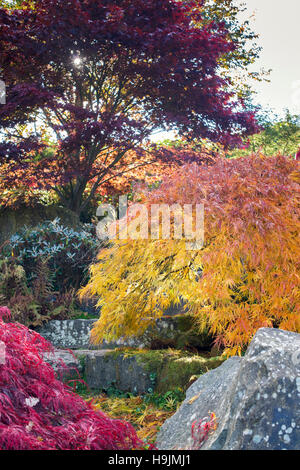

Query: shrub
[0,307,143,450]
[1,219,99,290]
[80,155,300,354]
[0,185,58,210]
[0,257,82,327]
[229,111,300,158]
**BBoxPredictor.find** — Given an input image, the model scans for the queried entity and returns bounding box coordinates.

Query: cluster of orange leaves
[93,146,217,197]
[0,159,60,209]
[80,154,300,355]
[0,145,216,208]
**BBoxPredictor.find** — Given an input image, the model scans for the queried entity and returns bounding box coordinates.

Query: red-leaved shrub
[0,307,143,450]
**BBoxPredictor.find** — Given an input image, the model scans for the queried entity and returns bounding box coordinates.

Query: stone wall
[44,348,224,394]
[36,316,214,351]
[40,316,222,394]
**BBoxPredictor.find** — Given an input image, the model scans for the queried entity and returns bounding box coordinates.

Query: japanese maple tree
[0,307,144,450]
[0,0,258,215]
[80,155,300,355]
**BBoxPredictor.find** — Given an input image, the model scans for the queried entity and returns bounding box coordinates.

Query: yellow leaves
[289,170,300,183]
[188,393,201,405]
[92,394,174,444]
[279,312,300,332]
[223,278,236,289]
[80,156,300,353]
[223,346,243,357]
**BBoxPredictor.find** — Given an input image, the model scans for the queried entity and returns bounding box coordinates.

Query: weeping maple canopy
[0,0,258,214]
[80,155,300,355]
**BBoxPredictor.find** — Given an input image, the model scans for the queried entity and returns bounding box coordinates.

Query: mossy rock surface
[45,348,225,395]
[128,314,214,351]
[106,348,225,394]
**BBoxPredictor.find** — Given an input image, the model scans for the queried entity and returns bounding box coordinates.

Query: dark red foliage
[0,307,143,450]
[0,0,258,213]
[0,0,258,146]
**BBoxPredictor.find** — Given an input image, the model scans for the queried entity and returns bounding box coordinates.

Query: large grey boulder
[156,328,300,450]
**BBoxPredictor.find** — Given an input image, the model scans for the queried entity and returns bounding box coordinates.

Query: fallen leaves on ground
[88,395,176,444]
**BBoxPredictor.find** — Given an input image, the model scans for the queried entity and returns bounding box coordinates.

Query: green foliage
[200,0,267,102]
[102,386,185,412]
[0,0,26,8]
[230,111,300,158]
[143,388,185,412]
[88,383,184,412]
[155,137,225,157]
[0,187,58,210]
[0,219,100,326]
[1,218,99,290]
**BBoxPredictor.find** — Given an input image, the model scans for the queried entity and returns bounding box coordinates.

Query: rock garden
[0,0,299,453]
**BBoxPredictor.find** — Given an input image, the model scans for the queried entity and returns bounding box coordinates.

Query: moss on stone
[155,354,224,393]
[176,314,194,331]
[105,348,225,394]
[143,314,214,351]
[75,354,88,381]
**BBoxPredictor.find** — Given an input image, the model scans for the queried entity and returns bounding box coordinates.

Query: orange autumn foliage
[80,155,300,355]
[95,145,217,197]
[0,144,216,208]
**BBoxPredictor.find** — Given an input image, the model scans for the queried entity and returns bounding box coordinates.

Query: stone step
[44,348,224,395]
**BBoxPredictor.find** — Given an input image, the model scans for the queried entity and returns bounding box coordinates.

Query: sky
[241,0,300,117]
[152,0,300,142]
